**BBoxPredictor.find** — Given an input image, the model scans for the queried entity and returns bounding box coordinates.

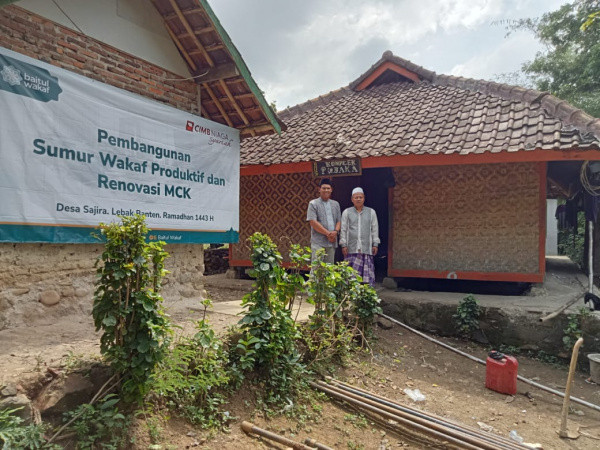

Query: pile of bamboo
[311,378,529,450]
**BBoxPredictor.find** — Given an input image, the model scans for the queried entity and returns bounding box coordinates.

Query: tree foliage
[514,0,600,117]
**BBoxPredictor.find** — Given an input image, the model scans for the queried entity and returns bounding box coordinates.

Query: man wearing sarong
[340,187,380,285]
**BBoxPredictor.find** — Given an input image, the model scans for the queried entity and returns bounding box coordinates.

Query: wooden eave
[151,0,284,138]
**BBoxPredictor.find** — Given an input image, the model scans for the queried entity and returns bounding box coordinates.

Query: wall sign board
[313,158,362,177]
[0,47,240,244]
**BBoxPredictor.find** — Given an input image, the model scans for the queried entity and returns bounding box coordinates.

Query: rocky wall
[0,243,204,330]
[381,297,600,362]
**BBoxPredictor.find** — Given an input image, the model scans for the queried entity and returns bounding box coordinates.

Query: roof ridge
[277,86,352,120]
[348,50,436,90]
[433,73,600,138]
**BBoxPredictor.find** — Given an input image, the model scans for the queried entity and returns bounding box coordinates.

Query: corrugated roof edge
[198,0,286,134]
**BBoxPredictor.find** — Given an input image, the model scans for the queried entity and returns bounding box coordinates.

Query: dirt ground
[2,275,600,449]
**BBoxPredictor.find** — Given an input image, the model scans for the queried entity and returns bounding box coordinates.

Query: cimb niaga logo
[185,120,210,135]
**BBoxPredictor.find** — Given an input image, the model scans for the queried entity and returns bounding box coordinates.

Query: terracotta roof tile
[242,55,600,165]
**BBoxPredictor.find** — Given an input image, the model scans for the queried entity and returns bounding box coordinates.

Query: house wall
[0,6,205,330]
[231,172,315,264]
[233,163,544,283]
[17,0,189,76]
[389,162,544,281]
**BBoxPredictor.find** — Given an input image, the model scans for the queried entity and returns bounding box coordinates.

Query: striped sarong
[345,253,375,286]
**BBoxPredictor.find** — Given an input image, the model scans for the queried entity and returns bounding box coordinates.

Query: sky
[210,0,568,110]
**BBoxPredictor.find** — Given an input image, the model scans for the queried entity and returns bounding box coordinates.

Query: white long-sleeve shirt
[339,206,380,255]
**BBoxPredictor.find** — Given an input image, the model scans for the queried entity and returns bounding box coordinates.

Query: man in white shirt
[339,187,380,285]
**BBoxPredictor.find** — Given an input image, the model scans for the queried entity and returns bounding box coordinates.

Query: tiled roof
[241,52,600,166]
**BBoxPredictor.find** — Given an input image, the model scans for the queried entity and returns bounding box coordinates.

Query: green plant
[144,413,162,444]
[453,294,481,337]
[302,252,382,370]
[496,345,520,355]
[92,214,172,402]
[63,394,130,449]
[0,408,59,450]
[150,298,230,428]
[344,413,369,429]
[233,233,305,404]
[558,211,585,268]
[347,441,365,450]
[563,307,590,350]
[511,0,600,117]
[282,389,325,432]
[531,350,563,366]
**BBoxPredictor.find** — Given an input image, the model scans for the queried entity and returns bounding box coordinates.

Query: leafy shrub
[231,233,382,401]
[302,251,382,370]
[0,408,58,450]
[92,215,172,402]
[563,307,590,351]
[558,211,585,268]
[150,299,230,428]
[453,294,481,336]
[63,394,130,449]
[232,233,305,404]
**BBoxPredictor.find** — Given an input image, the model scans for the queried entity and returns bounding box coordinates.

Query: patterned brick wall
[0,6,199,114]
[232,172,316,263]
[391,162,542,275]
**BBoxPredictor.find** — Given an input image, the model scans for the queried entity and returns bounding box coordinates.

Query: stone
[471,329,489,344]
[11,288,30,295]
[0,394,32,421]
[39,290,60,306]
[74,288,88,298]
[382,277,398,290]
[35,373,95,418]
[61,286,75,297]
[180,289,197,298]
[376,317,394,330]
[225,268,237,279]
[1,383,18,397]
[519,344,539,352]
[178,273,193,283]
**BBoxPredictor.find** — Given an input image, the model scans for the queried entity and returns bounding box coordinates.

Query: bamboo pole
[315,381,519,450]
[311,381,490,450]
[241,421,315,450]
[559,337,584,438]
[324,377,522,448]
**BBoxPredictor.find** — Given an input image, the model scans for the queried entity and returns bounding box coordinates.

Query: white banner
[0,47,239,243]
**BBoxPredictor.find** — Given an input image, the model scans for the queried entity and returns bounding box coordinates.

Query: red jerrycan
[485,351,518,395]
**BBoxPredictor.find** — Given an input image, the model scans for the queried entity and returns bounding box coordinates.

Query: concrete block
[383,277,398,290]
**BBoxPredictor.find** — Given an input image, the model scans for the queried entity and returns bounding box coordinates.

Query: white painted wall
[546,199,558,256]
[18,0,189,76]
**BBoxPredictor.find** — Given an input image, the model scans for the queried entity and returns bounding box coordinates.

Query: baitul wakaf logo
[0,52,62,102]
